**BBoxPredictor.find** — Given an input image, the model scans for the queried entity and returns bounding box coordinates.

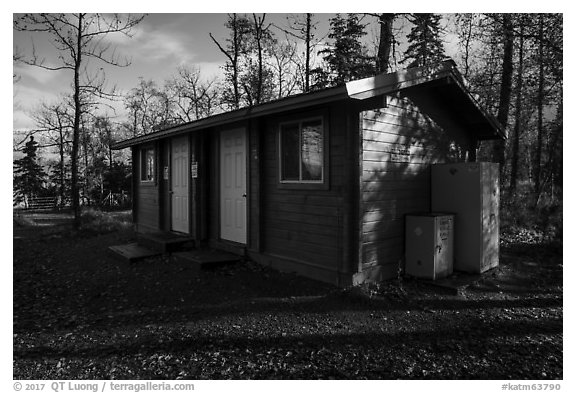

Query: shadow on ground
[13,210,562,380]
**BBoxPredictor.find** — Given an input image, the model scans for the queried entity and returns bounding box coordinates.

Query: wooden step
[172,249,242,270]
[108,243,162,263]
[136,232,194,253]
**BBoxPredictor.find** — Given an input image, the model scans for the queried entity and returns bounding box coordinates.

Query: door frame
[219,127,248,245]
[170,135,191,234]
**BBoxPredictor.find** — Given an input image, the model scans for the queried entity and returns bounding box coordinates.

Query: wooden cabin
[112,60,504,286]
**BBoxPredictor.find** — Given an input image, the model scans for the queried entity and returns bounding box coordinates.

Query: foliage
[47,160,72,205]
[80,207,133,233]
[13,136,47,207]
[500,183,562,244]
[166,66,220,123]
[402,13,446,67]
[124,78,180,136]
[268,40,301,98]
[283,13,319,92]
[103,161,132,195]
[210,14,252,110]
[450,13,562,216]
[313,13,375,88]
[240,58,276,106]
[14,13,145,229]
[15,13,563,242]
[125,69,221,136]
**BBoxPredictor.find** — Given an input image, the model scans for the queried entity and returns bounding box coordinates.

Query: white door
[171,136,189,233]
[220,128,247,244]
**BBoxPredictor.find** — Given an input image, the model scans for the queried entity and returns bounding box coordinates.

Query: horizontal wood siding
[160,139,170,231]
[135,144,160,232]
[261,104,348,275]
[208,131,219,242]
[359,96,465,275]
[248,120,261,252]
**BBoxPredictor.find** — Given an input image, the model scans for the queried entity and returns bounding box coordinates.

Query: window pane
[280,123,300,181]
[141,148,154,181]
[140,150,146,180]
[146,149,154,180]
[301,120,323,181]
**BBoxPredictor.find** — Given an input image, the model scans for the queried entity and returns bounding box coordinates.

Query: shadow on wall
[360,91,473,281]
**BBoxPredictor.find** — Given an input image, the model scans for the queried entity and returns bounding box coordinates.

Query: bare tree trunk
[376,14,395,73]
[252,13,266,105]
[544,97,562,196]
[15,13,144,222]
[209,13,245,109]
[534,14,545,201]
[493,13,514,178]
[231,14,241,109]
[509,20,524,194]
[71,13,84,229]
[82,119,89,207]
[55,108,66,205]
[458,14,474,79]
[305,13,311,92]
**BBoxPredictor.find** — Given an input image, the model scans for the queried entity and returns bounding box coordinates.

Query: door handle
[242,194,247,198]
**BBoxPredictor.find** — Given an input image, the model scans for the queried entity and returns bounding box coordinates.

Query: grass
[80,208,133,234]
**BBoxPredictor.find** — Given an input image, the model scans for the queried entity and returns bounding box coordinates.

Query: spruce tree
[13,136,47,207]
[402,13,446,67]
[315,13,375,87]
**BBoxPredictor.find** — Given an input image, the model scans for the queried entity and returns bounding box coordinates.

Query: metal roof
[112,60,504,150]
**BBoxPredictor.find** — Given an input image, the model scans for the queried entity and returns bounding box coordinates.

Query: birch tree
[14,13,145,229]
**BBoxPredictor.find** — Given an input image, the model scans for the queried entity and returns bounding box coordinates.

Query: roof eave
[345,60,506,140]
[112,85,348,150]
[113,60,505,150]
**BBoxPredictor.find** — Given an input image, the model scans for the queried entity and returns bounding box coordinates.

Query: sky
[9,6,571,156]
[12,13,336,135]
[12,8,568,136]
[12,11,483,137]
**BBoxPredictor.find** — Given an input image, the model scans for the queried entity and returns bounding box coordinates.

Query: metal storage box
[431,162,499,273]
[405,213,454,280]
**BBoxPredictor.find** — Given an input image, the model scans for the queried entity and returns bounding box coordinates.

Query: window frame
[277,113,329,190]
[139,145,156,184]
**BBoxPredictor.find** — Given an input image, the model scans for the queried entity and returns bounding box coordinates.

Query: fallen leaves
[13,213,563,380]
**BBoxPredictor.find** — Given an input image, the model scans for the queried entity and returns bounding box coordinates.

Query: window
[279,118,325,183]
[140,147,155,182]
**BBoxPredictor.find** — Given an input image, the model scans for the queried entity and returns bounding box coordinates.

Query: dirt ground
[13,210,562,379]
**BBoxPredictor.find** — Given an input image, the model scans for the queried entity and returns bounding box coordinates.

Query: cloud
[126,21,200,67]
[13,82,61,130]
[194,61,225,80]
[14,63,62,86]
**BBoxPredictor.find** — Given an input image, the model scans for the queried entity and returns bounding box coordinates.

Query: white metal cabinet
[431,162,499,273]
[405,214,454,280]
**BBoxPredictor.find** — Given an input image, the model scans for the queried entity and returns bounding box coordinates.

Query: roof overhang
[112,85,348,150]
[113,60,504,150]
[346,60,506,140]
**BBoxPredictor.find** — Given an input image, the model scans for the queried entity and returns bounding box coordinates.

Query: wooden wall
[135,142,160,232]
[358,95,467,279]
[159,139,171,231]
[248,120,262,253]
[258,103,352,283]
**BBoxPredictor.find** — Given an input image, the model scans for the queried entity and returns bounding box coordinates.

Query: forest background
[11,12,563,240]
